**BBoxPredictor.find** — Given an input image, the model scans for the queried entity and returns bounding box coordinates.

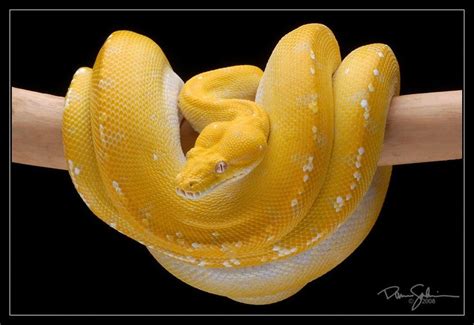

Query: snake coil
[63,24,400,305]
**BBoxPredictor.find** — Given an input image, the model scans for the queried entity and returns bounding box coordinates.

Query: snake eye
[215,161,228,174]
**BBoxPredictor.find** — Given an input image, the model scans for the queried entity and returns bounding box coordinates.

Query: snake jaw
[176,188,204,200]
[175,162,258,201]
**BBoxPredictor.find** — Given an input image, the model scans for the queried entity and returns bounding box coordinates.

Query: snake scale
[62,24,400,305]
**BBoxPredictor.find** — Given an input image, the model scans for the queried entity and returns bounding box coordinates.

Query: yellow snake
[62,24,400,305]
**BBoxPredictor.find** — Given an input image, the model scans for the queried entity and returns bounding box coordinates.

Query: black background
[10,10,464,316]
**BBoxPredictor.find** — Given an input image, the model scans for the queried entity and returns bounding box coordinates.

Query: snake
[62,24,400,305]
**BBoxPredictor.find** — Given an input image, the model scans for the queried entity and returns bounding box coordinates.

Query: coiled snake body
[63,24,400,305]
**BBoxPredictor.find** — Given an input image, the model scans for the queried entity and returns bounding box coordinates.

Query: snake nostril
[189,180,198,188]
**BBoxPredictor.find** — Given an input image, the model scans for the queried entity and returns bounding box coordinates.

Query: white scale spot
[279,249,291,257]
[360,99,368,109]
[152,153,158,161]
[198,261,207,267]
[358,147,365,155]
[377,51,384,57]
[191,242,201,249]
[334,196,344,213]
[368,83,375,92]
[310,67,316,75]
[104,46,120,56]
[230,258,241,265]
[64,88,79,108]
[364,112,370,120]
[373,69,380,76]
[176,231,183,238]
[98,79,113,89]
[273,246,295,257]
[344,68,350,75]
[350,183,357,190]
[306,233,321,246]
[110,222,117,229]
[267,235,275,242]
[74,167,81,176]
[235,241,242,248]
[308,96,319,113]
[291,198,298,208]
[312,126,318,133]
[211,231,220,237]
[355,161,362,168]
[197,76,203,80]
[112,180,122,194]
[303,174,309,182]
[353,171,362,182]
[223,261,232,268]
[303,156,314,172]
[310,50,316,60]
[346,194,352,201]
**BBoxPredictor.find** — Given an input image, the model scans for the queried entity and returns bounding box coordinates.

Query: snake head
[175,120,268,200]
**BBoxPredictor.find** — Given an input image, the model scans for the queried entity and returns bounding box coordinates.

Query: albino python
[62,24,400,305]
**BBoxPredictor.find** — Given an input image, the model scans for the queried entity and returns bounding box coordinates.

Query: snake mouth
[176,166,254,201]
[176,188,204,200]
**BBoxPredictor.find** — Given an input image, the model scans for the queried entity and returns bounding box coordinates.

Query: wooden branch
[12,87,462,170]
[12,88,66,170]
[380,90,462,165]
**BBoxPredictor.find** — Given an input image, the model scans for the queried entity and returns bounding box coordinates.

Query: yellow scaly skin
[62,24,400,305]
